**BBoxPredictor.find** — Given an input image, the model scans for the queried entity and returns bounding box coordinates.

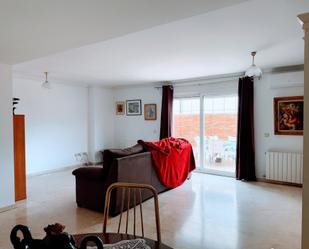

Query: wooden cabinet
[13,115,26,201]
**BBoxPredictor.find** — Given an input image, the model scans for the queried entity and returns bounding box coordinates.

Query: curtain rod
[154,72,243,89]
[154,64,304,89]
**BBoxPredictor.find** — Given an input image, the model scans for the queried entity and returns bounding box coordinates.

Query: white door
[202,95,238,177]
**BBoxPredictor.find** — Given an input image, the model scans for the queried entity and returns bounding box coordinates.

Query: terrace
[173,97,238,175]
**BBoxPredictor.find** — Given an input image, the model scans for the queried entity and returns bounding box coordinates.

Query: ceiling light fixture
[245,51,262,79]
[42,72,51,89]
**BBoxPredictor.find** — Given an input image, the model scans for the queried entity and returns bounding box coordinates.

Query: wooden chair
[102,182,161,242]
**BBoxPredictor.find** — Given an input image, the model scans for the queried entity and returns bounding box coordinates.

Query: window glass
[204,96,238,114]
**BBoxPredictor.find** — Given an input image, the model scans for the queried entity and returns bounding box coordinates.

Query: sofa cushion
[111,144,144,157]
[102,144,144,174]
[103,144,143,160]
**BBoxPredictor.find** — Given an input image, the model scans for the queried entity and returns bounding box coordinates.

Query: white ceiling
[11,0,309,86]
[1,0,248,64]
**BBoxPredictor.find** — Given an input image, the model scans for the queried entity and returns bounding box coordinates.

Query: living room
[1,1,309,249]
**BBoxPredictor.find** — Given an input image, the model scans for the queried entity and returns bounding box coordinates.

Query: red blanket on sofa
[138,137,196,188]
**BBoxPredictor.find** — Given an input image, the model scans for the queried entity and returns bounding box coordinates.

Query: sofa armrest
[72,166,105,181]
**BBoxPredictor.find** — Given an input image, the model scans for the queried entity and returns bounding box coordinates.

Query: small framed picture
[274,96,304,136]
[144,104,157,120]
[126,99,142,116]
[115,101,125,115]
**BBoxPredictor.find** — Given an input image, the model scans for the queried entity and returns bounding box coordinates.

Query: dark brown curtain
[160,85,174,139]
[236,77,256,181]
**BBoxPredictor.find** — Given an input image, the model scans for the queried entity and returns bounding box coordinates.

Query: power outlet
[75,152,90,165]
[74,153,82,162]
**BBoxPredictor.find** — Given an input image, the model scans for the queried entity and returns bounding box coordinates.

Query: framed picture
[115,101,125,115]
[144,104,157,120]
[126,99,142,116]
[274,96,304,136]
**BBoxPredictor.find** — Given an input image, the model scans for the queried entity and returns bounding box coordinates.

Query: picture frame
[126,99,142,116]
[115,101,125,115]
[144,104,157,120]
[274,96,304,136]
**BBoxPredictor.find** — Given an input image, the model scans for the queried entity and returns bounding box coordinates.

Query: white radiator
[265,151,303,184]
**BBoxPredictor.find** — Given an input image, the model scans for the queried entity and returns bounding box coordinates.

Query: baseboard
[27,164,83,178]
[0,204,16,213]
[257,178,302,188]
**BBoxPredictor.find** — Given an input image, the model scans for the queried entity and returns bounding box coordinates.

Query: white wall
[0,64,15,208]
[113,86,161,148]
[255,71,304,178]
[88,87,115,163]
[13,78,88,175]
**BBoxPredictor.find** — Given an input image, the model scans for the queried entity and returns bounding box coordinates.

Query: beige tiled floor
[0,169,302,249]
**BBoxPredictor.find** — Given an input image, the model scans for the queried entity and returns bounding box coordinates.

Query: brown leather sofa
[72,144,169,215]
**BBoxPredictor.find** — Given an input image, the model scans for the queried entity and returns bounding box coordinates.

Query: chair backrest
[102,182,161,242]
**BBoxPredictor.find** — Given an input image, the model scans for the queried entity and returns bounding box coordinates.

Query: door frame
[173,94,237,178]
[200,94,237,177]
